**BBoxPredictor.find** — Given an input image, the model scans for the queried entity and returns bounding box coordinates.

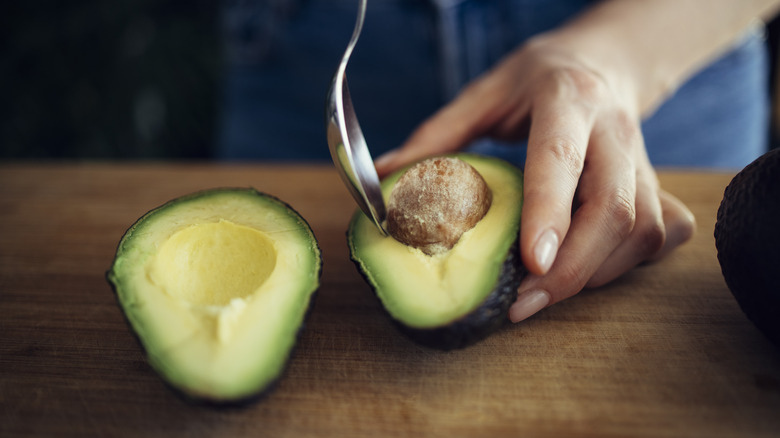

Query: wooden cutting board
[1,163,779,437]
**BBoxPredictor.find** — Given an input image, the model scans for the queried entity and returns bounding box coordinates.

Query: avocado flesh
[108,188,321,403]
[348,154,525,348]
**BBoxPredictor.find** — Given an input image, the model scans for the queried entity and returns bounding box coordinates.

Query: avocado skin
[351,235,526,350]
[106,187,323,405]
[715,148,780,347]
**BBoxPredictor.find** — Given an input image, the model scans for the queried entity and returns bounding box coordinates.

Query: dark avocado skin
[715,148,780,347]
[351,234,526,350]
[106,187,323,406]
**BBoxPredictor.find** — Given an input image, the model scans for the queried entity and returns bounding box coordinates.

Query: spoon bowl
[325,0,387,235]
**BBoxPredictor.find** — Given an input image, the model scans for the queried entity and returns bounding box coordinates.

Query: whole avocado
[715,147,780,346]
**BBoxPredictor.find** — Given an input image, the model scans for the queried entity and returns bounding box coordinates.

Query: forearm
[531,0,780,117]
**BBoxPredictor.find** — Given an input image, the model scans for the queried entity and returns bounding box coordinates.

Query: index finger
[374,75,514,177]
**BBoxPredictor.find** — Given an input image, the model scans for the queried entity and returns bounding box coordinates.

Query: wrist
[529,0,780,118]
[522,31,649,118]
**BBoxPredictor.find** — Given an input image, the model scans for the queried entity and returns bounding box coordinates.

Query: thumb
[374,85,493,177]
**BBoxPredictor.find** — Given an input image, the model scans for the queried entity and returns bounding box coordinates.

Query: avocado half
[107,188,321,404]
[347,154,526,350]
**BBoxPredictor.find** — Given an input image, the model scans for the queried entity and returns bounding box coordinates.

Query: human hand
[374,34,696,323]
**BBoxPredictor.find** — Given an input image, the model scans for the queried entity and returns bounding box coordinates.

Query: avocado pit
[386,156,492,255]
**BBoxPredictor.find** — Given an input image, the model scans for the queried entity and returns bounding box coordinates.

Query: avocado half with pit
[347,154,526,349]
[107,188,321,404]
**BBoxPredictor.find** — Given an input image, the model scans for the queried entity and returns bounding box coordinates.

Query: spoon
[325,0,387,235]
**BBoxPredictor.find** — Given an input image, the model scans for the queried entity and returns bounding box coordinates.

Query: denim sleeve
[438,0,770,169]
[219,0,770,169]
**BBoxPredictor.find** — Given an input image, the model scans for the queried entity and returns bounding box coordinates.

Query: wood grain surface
[1,162,779,438]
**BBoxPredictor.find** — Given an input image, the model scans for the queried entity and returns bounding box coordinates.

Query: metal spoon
[325,0,387,235]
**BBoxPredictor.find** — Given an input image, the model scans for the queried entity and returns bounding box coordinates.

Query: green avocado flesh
[348,154,525,348]
[107,188,321,403]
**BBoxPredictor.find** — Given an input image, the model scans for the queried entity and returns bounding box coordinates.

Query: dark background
[1,0,221,160]
[1,1,778,161]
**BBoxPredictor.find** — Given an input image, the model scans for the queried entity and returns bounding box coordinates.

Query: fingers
[647,189,696,261]
[373,98,481,177]
[511,112,639,322]
[585,185,695,287]
[586,154,664,288]
[518,72,600,276]
[373,108,472,178]
[509,125,696,323]
[510,185,696,323]
[374,70,527,178]
[587,187,695,286]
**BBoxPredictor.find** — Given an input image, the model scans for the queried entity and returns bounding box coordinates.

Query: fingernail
[509,289,550,323]
[534,229,559,274]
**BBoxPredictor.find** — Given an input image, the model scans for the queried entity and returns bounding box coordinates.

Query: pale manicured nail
[534,229,559,274]
[509,289,551,323]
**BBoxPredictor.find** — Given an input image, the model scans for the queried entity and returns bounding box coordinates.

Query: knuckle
[546,138,585,182]
[636,217,666,256]
[584,214,666,290]
[570,70,606,102]
[602,187,636,239]
[544,67,606,104]
[611,110,642,145]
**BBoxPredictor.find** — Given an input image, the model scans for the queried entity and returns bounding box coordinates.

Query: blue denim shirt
[219,0,769,169]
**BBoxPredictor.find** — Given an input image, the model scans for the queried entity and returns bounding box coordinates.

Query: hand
[375,34,696,323]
